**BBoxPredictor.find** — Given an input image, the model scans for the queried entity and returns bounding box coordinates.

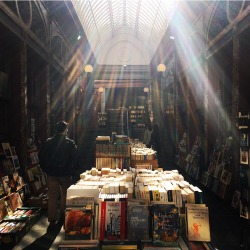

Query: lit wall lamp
[84,64,93,73]
[98,87,104,93]
[143,87,149,93]
[157,63,166,73]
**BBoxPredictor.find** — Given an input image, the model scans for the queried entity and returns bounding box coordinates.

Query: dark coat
[38,134,78,176]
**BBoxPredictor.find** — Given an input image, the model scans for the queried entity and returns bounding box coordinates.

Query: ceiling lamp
[84,64,93,73]
[157,63,166,72]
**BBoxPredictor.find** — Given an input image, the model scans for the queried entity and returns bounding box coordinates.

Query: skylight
[72,0,178,64]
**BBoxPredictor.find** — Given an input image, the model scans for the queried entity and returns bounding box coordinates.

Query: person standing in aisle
[38,121,78,229]
[143,123,153,148]
[150,123,161,160]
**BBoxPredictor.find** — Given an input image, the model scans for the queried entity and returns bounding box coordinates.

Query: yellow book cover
[186,206,211,242]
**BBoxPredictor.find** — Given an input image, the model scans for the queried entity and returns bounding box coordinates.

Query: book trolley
[60,137,214,250]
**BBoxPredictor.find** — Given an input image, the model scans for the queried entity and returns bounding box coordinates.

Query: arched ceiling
[72,0,178,65]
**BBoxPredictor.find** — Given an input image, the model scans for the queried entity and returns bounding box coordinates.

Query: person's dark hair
[55,121,68,134]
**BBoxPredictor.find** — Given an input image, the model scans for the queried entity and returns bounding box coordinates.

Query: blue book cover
[152,203,179,246]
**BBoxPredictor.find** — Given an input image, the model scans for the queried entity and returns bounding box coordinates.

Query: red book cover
[99,201,106,240]
[99,200,126,241]
[120,200,126,240]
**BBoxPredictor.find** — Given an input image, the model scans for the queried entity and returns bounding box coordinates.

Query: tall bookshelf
[238,112,250,248]
[179,136,201,181]
[107,108,129,136]
[129,105,146,141]
[200,136,234,201]
[129,105,145,128]
[238,112,250,220]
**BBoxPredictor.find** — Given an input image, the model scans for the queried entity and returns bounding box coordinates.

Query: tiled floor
[11,211,65,250]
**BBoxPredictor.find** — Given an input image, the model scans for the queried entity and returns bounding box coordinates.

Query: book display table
[61,166,215,249]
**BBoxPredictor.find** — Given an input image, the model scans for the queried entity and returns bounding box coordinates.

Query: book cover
[186,206,211,242]
[26,165,43,182]
[7,192,23,212]
[240,148,249,165]
[1,159,15,175]
[200,172,210,187]
[1,142,12,158]
[240,165,250,188]
[65,207,93,240]
[9,172,23,192]
[1,175,10,195]
[240,130,248,147]
[127,205,149,240]
[213,162,224,178]
[0,178,5,198]
[152,203,179,246]
[0,198,8,221]
[240,200,249,219]
[207,161,216,175]
[12,155,20,170]
[99,201,126,241]
[220,168,232,185]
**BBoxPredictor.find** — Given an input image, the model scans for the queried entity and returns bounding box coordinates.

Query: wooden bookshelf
[95,141,131,170]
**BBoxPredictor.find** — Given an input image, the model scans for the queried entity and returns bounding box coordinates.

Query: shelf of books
[26,137,48,208]
[0,142,42,248]
[61,165,215,249]
[238,112,250,220]
[176,132,187,169]
[95,135,131,170]
[178,136,201,181]
[128,106,145,128]
[98,112,108,127]
[200,136,234,201]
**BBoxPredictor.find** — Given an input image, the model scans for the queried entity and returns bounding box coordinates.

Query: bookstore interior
[0,1,250,250]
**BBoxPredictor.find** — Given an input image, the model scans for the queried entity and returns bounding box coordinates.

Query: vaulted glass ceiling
[72,0,178,64]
